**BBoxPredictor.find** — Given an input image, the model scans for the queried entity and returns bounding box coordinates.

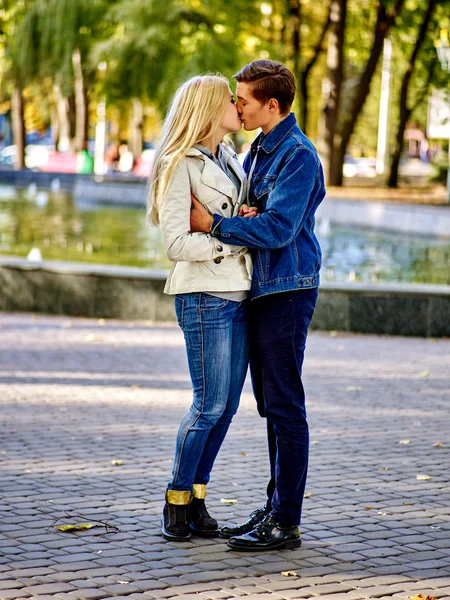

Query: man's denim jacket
[211,113,326,299]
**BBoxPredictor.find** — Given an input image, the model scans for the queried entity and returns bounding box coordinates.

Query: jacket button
[216,245,223,252]
[222,203,228,209]
[214,257,223,264]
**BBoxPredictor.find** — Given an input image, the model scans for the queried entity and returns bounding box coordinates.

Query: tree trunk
[288,0,303,125]
[388,0,437,188]
[11,87,26,170]
[300,76,308,133]
[301,2,331,135]
[50,103,59,148]
[330,0,405,185]
[72,47,88,151]
[68,94,76,141]
[323,0,346,185]
[129,98,143,159]
[54,82,71,152]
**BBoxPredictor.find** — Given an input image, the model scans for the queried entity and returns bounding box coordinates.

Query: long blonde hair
[147,74,231,225]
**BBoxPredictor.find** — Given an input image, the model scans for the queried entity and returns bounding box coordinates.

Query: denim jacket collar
[253,112,297,154]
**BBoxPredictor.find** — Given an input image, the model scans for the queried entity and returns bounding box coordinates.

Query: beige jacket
[158,146,252,295]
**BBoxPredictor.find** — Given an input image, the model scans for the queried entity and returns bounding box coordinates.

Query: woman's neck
[201,133,223,157]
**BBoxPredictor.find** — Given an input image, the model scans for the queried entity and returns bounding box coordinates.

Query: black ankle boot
[161,489,192,541]
[189,484,219,537]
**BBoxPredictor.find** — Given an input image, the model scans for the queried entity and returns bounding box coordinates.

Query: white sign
[427,90,450,139]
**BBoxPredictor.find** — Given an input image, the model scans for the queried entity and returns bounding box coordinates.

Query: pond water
[0,188,449,285]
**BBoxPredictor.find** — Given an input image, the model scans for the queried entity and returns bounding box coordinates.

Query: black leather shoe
[220,506,269,539]
[189,497,220,537]
[227,515,301,551]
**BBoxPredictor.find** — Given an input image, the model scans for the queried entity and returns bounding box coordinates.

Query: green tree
[0,0,40,168]
[39,0,111,151]
[324,0,406,185]
[388,0,449,187]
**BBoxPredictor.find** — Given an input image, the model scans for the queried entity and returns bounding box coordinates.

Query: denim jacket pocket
[253,175,276,201]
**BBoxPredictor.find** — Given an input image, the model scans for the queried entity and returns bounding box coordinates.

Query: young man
[190,60,325,551]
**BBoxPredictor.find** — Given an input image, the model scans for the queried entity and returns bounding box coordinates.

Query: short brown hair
[233,60,296,115]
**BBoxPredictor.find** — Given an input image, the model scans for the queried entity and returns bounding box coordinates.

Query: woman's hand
[238,205,259,218]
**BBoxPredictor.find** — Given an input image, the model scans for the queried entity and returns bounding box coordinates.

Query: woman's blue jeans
[170,293,250,491]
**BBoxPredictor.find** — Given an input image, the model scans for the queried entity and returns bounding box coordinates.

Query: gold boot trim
[166,490,192,505]
[193,484,207,500]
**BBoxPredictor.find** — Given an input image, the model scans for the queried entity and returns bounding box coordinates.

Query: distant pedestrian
[105,143,120,173]
[118,143,135,173]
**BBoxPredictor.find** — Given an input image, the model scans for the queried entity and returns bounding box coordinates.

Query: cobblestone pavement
[0,312,449,600]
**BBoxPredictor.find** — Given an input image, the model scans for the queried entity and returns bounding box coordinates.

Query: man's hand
[190,195,213,232]
[238,205,259,218]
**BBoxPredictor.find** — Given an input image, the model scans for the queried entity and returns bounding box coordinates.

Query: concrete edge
[1,256,449,295]
[1,256,450,337]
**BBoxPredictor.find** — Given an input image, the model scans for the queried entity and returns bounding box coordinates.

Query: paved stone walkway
[0,312,449,600]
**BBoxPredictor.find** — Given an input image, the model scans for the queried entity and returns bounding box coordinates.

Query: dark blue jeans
[170,293,250,491]
[250,288,318,526]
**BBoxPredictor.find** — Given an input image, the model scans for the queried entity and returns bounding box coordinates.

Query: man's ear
[268,98,280,113]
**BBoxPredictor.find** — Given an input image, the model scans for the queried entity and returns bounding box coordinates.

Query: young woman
[148,75,252,542]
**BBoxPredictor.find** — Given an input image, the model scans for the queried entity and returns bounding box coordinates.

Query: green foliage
[94,0,262,110]
[1,0,448,169]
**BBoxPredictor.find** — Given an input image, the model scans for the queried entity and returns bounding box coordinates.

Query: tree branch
[303,0,332,78]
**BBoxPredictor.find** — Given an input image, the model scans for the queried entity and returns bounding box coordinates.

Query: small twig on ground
[50,512,120,536]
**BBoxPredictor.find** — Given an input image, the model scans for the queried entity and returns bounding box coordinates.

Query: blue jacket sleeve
[211,147,320,250]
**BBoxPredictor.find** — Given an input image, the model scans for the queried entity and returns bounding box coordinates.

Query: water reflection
[0,188,449,284]
[317,222,450,284]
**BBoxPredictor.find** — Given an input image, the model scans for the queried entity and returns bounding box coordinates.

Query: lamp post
[434,30,450,203]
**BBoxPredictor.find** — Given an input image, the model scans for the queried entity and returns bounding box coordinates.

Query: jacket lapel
[186,146,246,206]
[199,157,236,200]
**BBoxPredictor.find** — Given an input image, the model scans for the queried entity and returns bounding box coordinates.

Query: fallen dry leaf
[55,523,97,533]
[311,440,320,445]
[220,498,238,505]
[98,319,105,326]
[399,440,411,445]
[304,492,312,498]
[379,467,388,471]
[281,570,298,577]
[416,474,432,481]
[409,595,437,600]
[433,441,444,447]
[346,386,363,391]
[365,506,373,510]
[111,460,123,466]
[84,334,103,342]
[240,452,248,456]
[117,581,130,585]
[329,331,338,337]
[417,370,430,378]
